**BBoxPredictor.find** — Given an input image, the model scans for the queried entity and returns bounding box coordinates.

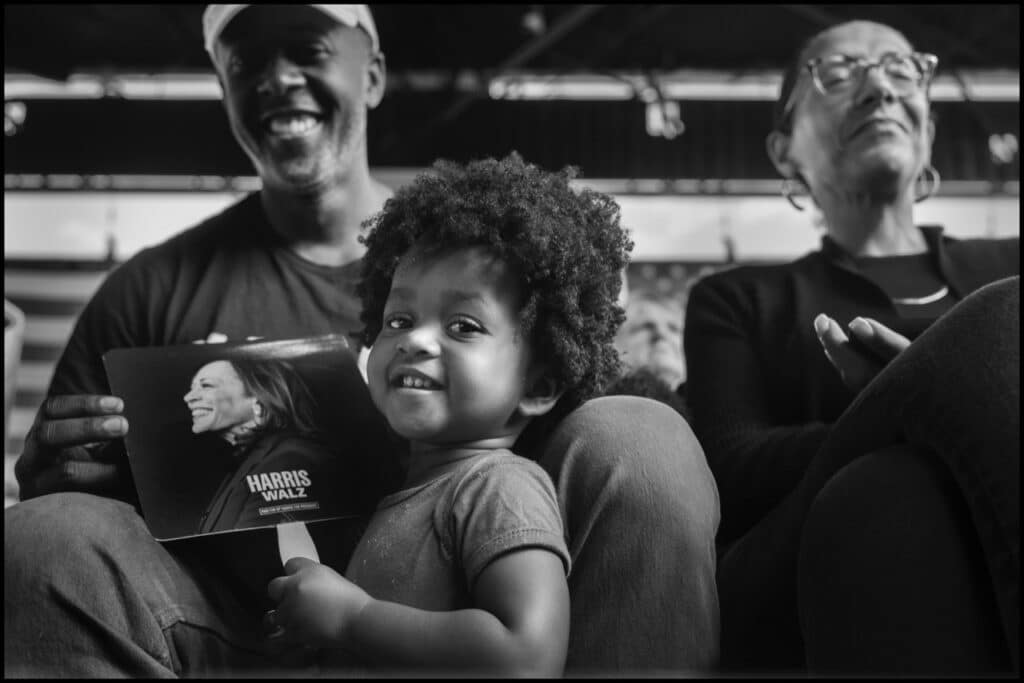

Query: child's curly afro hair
[357,152,634,415]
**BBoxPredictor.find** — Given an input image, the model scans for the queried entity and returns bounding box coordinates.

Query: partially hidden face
[367,247,535,448]
[212,5,383,192]
[616,299,686,387]
[183,360,257,435]
[784,21,934,196]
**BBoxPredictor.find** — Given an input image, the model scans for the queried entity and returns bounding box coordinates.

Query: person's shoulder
[941,231,1019,254]
[934,226,1019,272]
[447,450,554,503]
[437,450,569,581]
[462,449,546,477]
[441,451,561,530]
[155,192,263,252]
[115,193,263,272]
[694,257,811,290]
[689,257,813,305]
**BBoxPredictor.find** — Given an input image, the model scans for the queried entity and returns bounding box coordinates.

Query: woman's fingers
[848,317,911,361]
[814,314,882,392]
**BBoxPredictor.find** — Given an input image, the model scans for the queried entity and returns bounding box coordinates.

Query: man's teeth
[400,375,438,389]
[267,114,320,136]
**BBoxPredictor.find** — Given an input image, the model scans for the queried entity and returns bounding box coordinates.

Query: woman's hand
[266,556,371,648]
[814,314,911,393]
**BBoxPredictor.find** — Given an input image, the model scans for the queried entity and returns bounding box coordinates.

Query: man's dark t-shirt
[52,193,365,398]
[47,193,395,604]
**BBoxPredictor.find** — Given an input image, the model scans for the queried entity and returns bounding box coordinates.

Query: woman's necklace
[891,286,949,306]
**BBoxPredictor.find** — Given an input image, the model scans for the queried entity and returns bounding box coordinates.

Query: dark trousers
[717,276,1019,675]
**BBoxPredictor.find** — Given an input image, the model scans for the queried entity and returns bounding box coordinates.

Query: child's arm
[268,549,569,675]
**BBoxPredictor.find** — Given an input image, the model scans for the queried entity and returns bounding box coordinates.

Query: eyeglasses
[781,52,939,125]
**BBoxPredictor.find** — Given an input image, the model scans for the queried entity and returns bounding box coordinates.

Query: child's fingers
[263,608,286,638]
[265,604,310,646]
[268,575,289,601]
[284,556,318,575]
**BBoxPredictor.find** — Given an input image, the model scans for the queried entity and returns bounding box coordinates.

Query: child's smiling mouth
[390,369,444,391]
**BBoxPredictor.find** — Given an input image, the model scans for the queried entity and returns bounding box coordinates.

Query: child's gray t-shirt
[345,450,570,610]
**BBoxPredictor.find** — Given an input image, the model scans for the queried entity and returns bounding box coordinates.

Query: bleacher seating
[4,260,110,506]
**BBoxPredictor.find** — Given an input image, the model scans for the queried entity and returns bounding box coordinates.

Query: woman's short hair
[227,358,320,437]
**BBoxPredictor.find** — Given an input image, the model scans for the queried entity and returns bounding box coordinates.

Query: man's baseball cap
[202,4,380,57]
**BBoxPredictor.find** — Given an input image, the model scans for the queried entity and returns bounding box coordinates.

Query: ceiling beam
[439,4,604,125]
[378,4,605,155]
[777,4,843,30]
[888,6,997,66]
[7,70,1018,102]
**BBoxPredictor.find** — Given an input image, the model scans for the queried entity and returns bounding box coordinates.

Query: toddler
[265,153,632,675]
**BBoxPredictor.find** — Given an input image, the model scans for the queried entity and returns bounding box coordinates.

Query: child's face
[367,246,535,450]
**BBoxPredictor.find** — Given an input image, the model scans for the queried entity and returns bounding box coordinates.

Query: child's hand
[266,556,371,648]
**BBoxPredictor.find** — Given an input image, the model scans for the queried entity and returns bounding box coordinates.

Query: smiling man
[6,5,402,677]
[6,4,721,677]
[207,3,392,264]
[10,4,394,511]
[207,5,389,214]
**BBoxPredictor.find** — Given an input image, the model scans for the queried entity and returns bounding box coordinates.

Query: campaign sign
[104,335,390,541]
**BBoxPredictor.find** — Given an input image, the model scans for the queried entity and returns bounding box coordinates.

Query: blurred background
[4,4,1020,503]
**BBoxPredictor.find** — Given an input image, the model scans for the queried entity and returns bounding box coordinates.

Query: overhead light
[521,6,546,36]
[989,133,1019,165]
[646,100,685,139]
[5,101,27,136]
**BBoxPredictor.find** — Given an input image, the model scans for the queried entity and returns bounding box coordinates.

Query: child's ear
[517,374,564,418]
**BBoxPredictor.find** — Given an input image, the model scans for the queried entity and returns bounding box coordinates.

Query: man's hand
[14,394,129,500]
[814,314,911,394]
[266,556,371,648]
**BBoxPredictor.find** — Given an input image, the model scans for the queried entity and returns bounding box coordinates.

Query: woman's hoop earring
[914,164,941,203]
[781,177,807,212]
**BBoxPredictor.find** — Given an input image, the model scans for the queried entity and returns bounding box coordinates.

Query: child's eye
[447,317,484,336]
[383,314,412,330]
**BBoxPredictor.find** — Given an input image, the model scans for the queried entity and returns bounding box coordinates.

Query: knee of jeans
[545,396,719,524]
[5,493,138,580]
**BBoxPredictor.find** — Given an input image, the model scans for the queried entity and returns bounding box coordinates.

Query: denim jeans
[717,276,1020,673]
[537,397,720,674]
[5,396,720,676]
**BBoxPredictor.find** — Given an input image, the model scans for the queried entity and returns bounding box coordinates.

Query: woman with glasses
[685,20,1019,674]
